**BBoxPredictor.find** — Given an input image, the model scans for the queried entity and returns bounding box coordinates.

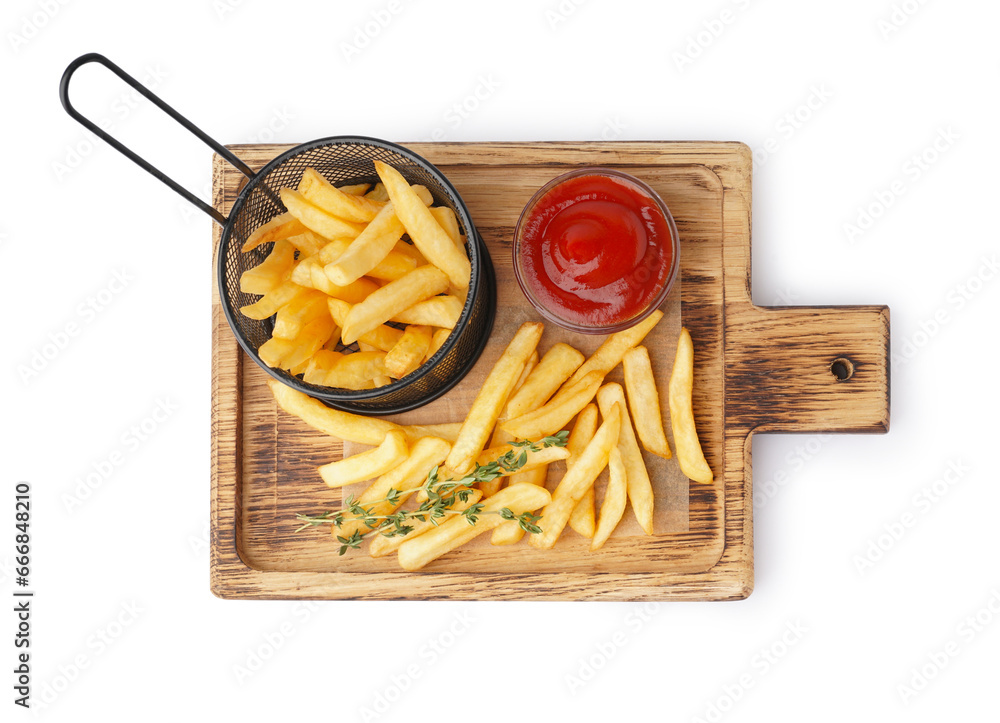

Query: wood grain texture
[210,141,890,601]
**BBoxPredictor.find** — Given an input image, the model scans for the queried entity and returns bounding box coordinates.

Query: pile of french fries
[276,312,714,570]
[238,161,470,389]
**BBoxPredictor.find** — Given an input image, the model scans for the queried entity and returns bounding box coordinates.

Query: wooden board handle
[725,306,890,434]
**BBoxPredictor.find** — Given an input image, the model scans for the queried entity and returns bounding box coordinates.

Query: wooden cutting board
[210,141,889,601]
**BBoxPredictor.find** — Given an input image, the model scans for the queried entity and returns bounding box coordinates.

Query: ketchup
[516,171,675,328]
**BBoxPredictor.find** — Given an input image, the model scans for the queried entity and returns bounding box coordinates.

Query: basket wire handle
[59,53,255,226]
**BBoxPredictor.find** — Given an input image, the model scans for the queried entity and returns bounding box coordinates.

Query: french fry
[239,280,307,320]
[327,298,403,352]
[567,403,599,538]
[324,202,406,286]
[318,430,408,488]
[336,436,452,540]
[482,353,537,497]
[302,350,344,385]
[391,295,463,329]
[368,490,483,558]
[374,160,471,290]
[298,167,385,223]
[445,322,543,474]
[529,402,621,549]
[622,346,672,459]
[280,188,366,241]
[429,206,463,247]
[268,379,404,445]
[668,327,713,484]
[384,325,433,379]
[501,370,604,440]
[278,315,337,371]
[240,212,307,253]
[324,351,388,390]
[401,422,463,444]
[285,231,327,258]
[490,464,549,545]
[424,328,451,363]
[272,291,329,339]
[309,263,380,302]
[239,239,296,294]
[365,182,389,202]
[341,266,449,345]
[596,383,653,535]
[338,182,370,196]
[505,342,585,420]
[555,310,664,402]
[397,483,552,571]
[591,446,627,551]
[474,443,569,473]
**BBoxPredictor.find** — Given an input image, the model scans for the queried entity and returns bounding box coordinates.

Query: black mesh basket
[61,54,496,415]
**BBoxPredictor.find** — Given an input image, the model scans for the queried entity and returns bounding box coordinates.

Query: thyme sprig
[296,432,568,555]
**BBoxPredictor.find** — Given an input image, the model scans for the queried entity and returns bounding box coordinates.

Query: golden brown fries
[318,430,408,488]
[240,239,296,294]
[279,188,367,240]
[591,446,627,550]
[384,325,433,379]
[669,327,713,483]
[323,203,405,286]
[240,212,307,253]
[401,422,462,444]
[490,464,549,546]
[340,265,449,345]
[375,160,471,290]
[445,322,543,474]
[298,167,385,223]
[567,403,599,538]
[368,490,483,558]
[501,370,603,440]
[397,483,552,571]
[504,342,585,420]
[391,295,463,329]
[597,382,654,535]
[529,402,621,549]
[268,379,403,445]
[623,346,673,459]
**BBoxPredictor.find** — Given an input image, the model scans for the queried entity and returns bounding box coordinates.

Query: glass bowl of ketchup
[513,168,680,334]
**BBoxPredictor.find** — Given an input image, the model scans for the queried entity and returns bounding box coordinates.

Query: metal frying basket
[60,54,496,415]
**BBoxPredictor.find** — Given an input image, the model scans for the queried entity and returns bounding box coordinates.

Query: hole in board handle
[830,357,854,381]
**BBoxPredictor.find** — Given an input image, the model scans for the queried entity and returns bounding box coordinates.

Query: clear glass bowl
[512,167,680,334]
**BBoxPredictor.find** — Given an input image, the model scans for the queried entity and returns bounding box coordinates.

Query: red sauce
[517,171,674,328]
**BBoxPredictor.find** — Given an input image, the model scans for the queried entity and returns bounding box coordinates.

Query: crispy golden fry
[365,182,389,202]
[302,350,344,385]
[474,443,569,473]
[429,206,463,247]
[567,403,599,538]
[272,291,329,339]
[368,489,483,558]
[279,315,337,371]
[391,295,463,329]
[669,327,713,484]
[501,370,603,440]
[338,182,370,196]
[324,202,405,285]
[591,446,627,550]
[482,353,537,497]
[529,403,621,549]
[326,298,404,352]
[556,310,664,402]
[268,379,404,445]
[622,345,672,459]
[490,464,549,545]
[298,167,385,223]
[424,328,451,363]
[445,322,543,474]
[397,483,551,571]
[341,266,449,345]
[324,351,387,390]
[240,239,296,294]
[336,436,451,540]
[240,212,307,253]
[239,280,308,320]
[401,422,462,444]
[310,263,380,302]
[505,342,585,420]
[393,240,427,266]
[280,188,366,241]
[384,325,433,379]
[318,430,408,488]
[596,383,653,535]
[375,160,471,290]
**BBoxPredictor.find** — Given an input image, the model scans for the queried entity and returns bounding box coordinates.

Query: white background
[3,0,998,720]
